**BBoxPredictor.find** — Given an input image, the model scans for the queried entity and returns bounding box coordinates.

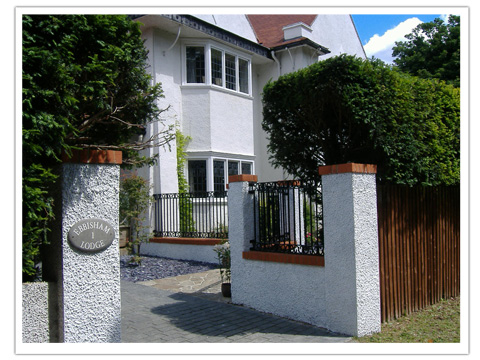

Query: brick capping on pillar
[61,149,123,165]
[318,163,377,176]
[228,174,258,183]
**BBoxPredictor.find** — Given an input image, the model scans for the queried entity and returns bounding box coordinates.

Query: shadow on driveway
[149,292,350,342]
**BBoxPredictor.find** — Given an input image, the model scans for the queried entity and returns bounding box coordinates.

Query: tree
[262,55,460,186]
[392,15,460,87]
[119,174,152,264]
[22,15,173,280]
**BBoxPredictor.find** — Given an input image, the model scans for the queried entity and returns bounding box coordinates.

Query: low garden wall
[141,237,222,264]
[228,166,381,337]
[22,282,50,343]
[234,254,327,327]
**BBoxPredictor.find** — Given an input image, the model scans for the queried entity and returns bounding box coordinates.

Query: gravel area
[120,255,217,283]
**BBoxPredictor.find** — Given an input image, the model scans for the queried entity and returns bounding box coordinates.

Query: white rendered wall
[322,172,381,337]
[59,163,121,343]
[22,283,50,343]
[233,259,327,327]
[143,27,182,195]
[229,169,380,337]
[141,242,218,264]
[182,88,254,156]
[191,14,257,43]
[311,15,366,59]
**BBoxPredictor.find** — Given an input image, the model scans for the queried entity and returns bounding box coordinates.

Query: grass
[354,296,460,343]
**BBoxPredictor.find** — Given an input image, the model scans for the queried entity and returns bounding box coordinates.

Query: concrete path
[121,271,352,343]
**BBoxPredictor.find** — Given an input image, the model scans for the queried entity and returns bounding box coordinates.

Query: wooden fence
[377,185,460,323]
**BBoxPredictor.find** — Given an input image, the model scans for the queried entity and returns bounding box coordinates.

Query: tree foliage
[119,174,152,262]
[392,15,460,87]
[22,15,172,280]
[262,55,460,186]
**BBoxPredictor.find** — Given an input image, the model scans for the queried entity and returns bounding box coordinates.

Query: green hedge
[262,55,460,186]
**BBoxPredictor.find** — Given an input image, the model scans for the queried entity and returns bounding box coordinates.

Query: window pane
[188,160,206,193]
[186,47,205,83]
[213,160,225,194]
[211,49,223,86]
[225,53,236,90]
[228,161,239,176]
[239,58,249,94]
[241,162,252,175]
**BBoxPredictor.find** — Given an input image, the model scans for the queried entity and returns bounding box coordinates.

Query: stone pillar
[320,163,381,337]
[227,174,258,303]
[45,149,122,343]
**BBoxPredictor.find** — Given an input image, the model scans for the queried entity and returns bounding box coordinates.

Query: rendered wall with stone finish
[322,169,381,337]
[229,166,381,337]
[44,150,122,343]
[22,282,50,343]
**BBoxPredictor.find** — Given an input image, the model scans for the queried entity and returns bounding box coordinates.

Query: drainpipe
[163,25,181,56]
[286,47,295,71]
[271,50,281,78]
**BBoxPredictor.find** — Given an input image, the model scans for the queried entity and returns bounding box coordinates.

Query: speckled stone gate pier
[43,149,123,343]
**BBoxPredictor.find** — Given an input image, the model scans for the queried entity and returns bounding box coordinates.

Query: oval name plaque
[68,218,115,253]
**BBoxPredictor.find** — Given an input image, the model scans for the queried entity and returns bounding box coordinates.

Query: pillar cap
[62,149,123,165]
[228,174,258,183]
[318,163,377,175]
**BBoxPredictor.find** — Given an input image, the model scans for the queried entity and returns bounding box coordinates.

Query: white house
[132,14,366,194]
[130,14,365,261]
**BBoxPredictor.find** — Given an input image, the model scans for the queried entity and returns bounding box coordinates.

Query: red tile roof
[247,15,318,48]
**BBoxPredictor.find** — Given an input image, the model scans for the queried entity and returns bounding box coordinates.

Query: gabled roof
[246,15,318,48]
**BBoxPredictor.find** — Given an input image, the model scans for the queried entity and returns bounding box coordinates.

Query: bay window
[225,53,237,91]
[188,160,207,193]
[188,158,254,194]
[184,41,251,95]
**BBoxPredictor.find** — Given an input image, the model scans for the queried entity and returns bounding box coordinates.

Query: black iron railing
[249,180,324,256]
[153,191,228,239]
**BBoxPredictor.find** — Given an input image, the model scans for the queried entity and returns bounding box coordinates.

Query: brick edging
[318,163,377,175]
[149,237,225,246]
[62,149,123,165]
[242,251,325,267]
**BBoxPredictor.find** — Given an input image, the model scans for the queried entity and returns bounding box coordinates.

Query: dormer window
[184,41,251,95]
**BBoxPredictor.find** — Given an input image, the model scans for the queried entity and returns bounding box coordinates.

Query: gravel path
[120,255,217,283]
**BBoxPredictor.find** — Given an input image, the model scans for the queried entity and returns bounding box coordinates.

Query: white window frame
[182,40,252,96]
[186,156,254,193]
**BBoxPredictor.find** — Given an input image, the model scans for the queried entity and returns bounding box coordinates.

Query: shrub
[262,55,460,186]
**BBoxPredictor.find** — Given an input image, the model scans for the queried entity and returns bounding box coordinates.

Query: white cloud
[363,17,423,64]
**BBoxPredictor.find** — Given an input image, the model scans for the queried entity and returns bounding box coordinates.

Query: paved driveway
[121,279,352,343]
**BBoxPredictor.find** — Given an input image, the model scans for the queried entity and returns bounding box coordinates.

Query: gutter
[270,37,330,55]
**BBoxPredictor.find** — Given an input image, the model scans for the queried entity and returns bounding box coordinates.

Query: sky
[351,14,450,64]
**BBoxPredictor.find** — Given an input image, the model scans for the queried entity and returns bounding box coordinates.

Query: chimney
[282,22,313,41]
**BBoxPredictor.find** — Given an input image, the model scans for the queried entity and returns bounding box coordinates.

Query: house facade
[132,14,366,195]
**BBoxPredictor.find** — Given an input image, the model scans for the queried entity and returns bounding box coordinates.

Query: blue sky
[351,14,448,63]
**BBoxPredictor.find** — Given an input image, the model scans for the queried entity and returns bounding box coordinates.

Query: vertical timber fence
[377,185,460,323]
